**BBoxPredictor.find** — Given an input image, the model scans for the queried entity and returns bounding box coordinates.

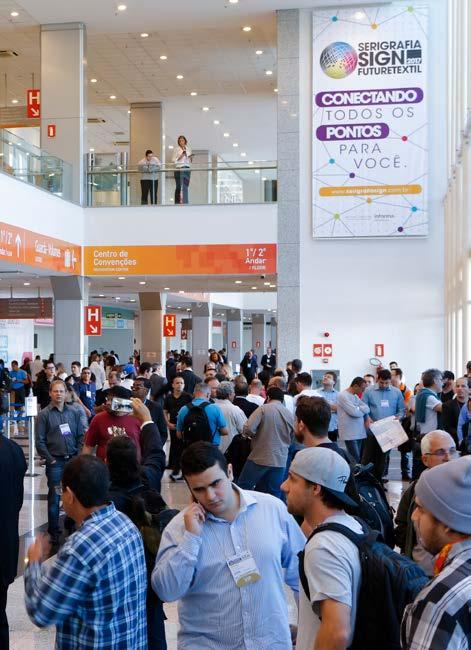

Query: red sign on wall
[313,344,323,357]
[27,89,41,118]
[231,340,237,349]
[47,124,56,138]
[85,305,102,336]
[323,344,333,357]
[375,343,385,357]
[164,314,176,337]
[181,329,188,340]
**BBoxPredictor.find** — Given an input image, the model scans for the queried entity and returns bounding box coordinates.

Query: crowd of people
[1,348,471,649]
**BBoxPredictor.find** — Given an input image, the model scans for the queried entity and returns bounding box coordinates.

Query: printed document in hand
[369,416,408,453]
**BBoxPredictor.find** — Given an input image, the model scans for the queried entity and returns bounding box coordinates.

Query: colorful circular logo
[320,42,358,79]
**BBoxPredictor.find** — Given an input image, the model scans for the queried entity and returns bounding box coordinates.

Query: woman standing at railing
[138,149,161,205]
[172,135,193,204]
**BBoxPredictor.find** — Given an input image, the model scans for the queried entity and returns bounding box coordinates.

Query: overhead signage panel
[0,298,53,319]
[312,4,428,238]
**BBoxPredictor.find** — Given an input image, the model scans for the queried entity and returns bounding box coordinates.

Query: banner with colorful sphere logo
[312,5,428,238]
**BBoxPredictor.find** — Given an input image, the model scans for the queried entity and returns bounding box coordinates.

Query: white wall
[34,324,54,361]
[296,2,446,385]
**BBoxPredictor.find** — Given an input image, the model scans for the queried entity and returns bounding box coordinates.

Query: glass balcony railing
[0,129,72,200]
[86,161,277,207]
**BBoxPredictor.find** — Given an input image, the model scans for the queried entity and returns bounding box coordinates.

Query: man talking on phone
[152,441,305,649]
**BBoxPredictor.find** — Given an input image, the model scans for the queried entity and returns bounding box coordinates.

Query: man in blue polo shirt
[361,368,405,482]
[175,383,228,478]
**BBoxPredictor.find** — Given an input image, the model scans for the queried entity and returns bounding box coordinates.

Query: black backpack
[182,401,213,446]
[299,519,428,650]
[350,463,395,548]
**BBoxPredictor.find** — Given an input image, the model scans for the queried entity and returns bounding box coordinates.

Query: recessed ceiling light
[254,169,260,174]
[269,284,276,288]
[116,296,121,300]
[168,145,174,149]
[164,287,170,291]
[176,74,184,79]
[23,282,30,286]
[117,4,127,11]
[229,0,239,3]
[213,119,220,125]
[202,106,210,112]
[256,50,263,55]
[10,11,19,17]
[240,152,246,157]
[248,160,254,165]
[354,10,366,20]
[140,33,149,38]
[160,55,167,60]
[242,26,252,32]
[223,132,230,137]
[11,99,18,104]
[89,148,95,152]
[179,290,185,294]
[118,276,125,280]
[109,95,116,99]
[186,308,191,311]
[127,109,131,114]
[99,294,105,297]
[263,281,270,286]
[233,142,239,147]
[262,177,267,181]
[90,78,98,83]
[274,88,278,93]
[251,286,257,290]
[235,280,242,284]
[190,91,197,96]
[265,70,273,76]
[139,281,146,285]
[130,299,136,302]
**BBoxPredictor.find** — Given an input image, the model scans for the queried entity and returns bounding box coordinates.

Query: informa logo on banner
[312,5,428,238]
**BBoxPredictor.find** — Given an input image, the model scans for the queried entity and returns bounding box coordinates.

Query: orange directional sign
[164,314,176,337]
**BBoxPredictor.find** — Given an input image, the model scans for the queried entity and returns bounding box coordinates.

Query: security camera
[260,274,266,279]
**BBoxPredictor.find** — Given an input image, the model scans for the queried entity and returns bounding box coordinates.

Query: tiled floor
[6,445,408,649]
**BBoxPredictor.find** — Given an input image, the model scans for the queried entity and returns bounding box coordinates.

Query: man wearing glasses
[394,429,458,575]
[34,361,58,409]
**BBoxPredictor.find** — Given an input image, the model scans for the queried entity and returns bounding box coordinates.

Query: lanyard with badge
[209,512,261,588]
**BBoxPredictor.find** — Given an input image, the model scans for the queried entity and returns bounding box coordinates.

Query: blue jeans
[345,439,363,464]
[174,169,191,204]
[237,460,285,500]
[45,458,67,539]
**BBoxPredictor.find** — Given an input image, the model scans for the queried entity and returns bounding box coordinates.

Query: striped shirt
[152,486,305,649]
[24,504,147,649]
[401,537,471,649]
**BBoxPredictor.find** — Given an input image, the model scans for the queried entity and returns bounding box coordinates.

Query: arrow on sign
[15,234,22,258]
[29,107,40,117]
[89,324,98,334]
[164,327,173,336]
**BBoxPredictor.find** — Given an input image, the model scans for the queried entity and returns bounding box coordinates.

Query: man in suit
[131,378,168,445]
[442,376,469,445]
[0,434,27,648]
[180,356,202,396]
[150,363,168,408]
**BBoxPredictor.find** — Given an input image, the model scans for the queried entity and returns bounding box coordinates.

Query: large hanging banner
[312,5,428,238]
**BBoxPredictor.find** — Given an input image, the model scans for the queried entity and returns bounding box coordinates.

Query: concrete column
[51,276,88,369]
[130,102,163,204]
[251,314,266,358]
[277,10,301,366]
[226,309,243,368]
[270,317,277,349]
[40,23,86,204]
[139,293,167,365]
[191,302,212,375]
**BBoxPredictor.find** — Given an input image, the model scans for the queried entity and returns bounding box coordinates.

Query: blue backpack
[299,519,428,650]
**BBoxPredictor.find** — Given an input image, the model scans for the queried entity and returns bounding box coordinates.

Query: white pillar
[226,309,243,368]
[251,313,266,357]
[51,276,88,368]
[139,293,167,365]
[191,302,212,375]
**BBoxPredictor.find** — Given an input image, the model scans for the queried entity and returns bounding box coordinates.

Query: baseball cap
[289,446,357,508]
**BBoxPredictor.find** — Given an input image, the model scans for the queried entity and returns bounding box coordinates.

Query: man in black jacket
[442,376,469,445]
[180,356,202,396]
[34,361,57,409]
[0,435,27,648]
[131,378,168,445]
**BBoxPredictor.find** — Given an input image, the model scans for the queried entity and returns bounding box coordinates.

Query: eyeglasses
[46,366,56,370]
[425,448,458,458]
[54,485,63,496]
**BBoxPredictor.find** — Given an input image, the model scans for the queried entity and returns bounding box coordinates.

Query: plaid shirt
[24,504,147,649]
[401,537,471,649]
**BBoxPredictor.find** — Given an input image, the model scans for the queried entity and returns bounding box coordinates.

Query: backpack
[139,507,180,560]
[299,519,428,650]
[182,401,213,446]
[350,463,396,548]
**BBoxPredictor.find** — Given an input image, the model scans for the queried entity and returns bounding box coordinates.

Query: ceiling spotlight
[109,95,116,99]
[115,296,121,300]
[178,290,185,294]
[118,276,125,280]
[164,287,170,290]
[139,281,146,285]
[140,33,149,38]
[269,284,276,288]
[117,4,127,11]
[90,78,98,83]
[23,282,30,286]
[274,88,278,93]
[265,70,273,76]
[190,91,198,96]
[240,152,246,157]
[130,299,136,302]
[233,142,239,147]
[186,308,191,312]
[229,0,239,3]
[89,148,95,152]
[223,132,230,137]
[213,119,220,125]
[10,11,19,17]
[235,280,242,284]
[248,160,254,165]
[99,294,105,297]
[251,286,257,290]
[11,99,18,104]
[242,26,252,32]
[263,281,270,286]
[255,50,263,55]
[202,106,210,111]
[160,55,167,60]
[176,74,184,79]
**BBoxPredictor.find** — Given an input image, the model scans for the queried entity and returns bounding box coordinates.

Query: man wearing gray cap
[281,447,361,650]
[401,456,471,649]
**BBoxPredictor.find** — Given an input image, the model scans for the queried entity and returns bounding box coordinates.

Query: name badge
[381,399,389,408]
[60,423,72,436]
[226,550,261,588]
[86,390,92,398]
